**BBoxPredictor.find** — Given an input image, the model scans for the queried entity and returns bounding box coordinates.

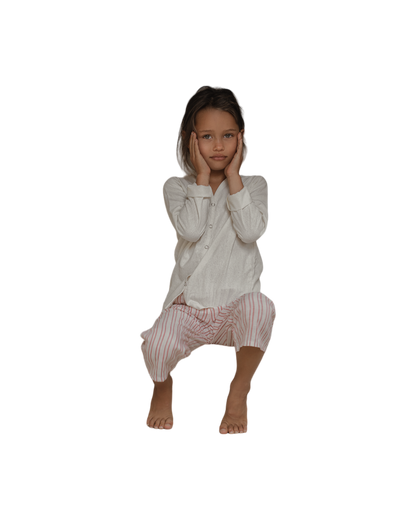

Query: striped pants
[140,291,276,382]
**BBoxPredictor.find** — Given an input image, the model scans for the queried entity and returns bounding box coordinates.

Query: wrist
[196,172,210,185]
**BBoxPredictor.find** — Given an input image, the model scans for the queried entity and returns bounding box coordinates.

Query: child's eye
[202,133,234,139]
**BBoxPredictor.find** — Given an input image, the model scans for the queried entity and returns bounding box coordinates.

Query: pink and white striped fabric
[140,291,276,382]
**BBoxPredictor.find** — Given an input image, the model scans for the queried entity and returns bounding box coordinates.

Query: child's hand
[224,131,244,178]
[189,132,211,177]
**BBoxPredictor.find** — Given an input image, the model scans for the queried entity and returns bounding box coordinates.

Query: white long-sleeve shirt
[161,174,269,312]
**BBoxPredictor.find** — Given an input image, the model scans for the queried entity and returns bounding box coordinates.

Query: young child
[140,86,276,434]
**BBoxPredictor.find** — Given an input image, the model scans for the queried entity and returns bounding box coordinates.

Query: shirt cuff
[226,185,252,211]
[187,183,213,198]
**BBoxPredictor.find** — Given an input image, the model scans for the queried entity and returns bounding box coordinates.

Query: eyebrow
[198,128,238,133]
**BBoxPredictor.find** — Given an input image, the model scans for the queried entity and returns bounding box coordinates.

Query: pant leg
[232,292,276,353]
[210,292,276,353]
[140,299,213,382]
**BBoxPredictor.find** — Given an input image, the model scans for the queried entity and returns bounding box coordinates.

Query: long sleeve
[226,175,268,243]
[163,177,214,242]
[161,174,268,311]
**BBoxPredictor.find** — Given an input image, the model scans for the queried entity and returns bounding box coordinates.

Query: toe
[165,420,173,429]
[228,424,235,434]
[147,417,154,428]
[159,418,166,429]
[153,418,161,429]
[220,423,228,434]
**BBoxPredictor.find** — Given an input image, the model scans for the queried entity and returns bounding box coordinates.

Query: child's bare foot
[147,374,174,430]
[219,384,249,434]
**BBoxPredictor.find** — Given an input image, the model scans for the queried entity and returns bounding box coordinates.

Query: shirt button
[209,224,213,228]
[205,245,209,249]
[211,202,215,206]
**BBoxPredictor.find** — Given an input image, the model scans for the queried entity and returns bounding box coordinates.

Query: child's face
[194,108,243,173]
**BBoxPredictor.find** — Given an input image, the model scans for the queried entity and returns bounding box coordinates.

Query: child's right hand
[189,132,211,177]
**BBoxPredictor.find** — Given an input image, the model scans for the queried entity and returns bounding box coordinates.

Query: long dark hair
[173,84,251,177]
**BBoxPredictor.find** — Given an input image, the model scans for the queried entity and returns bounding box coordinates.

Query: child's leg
[231,345,265,393]
[219,346,265,435]
[147,373,174,430]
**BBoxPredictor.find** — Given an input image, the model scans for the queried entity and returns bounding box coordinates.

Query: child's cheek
[199,140,209,157]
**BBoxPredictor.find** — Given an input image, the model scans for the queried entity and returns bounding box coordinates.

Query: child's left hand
[224,131,244,178]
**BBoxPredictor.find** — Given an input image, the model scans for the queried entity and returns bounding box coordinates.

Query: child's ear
[240,129,244,137]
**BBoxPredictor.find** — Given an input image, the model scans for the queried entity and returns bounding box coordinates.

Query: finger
[195,134,201,153]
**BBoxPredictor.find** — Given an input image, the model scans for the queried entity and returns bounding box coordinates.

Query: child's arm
[227,172,271,244]
[163,177,212,242]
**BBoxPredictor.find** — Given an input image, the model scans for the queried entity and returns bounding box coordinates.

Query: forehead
[195,108,237,130]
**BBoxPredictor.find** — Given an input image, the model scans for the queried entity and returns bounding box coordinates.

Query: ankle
[153,374,172,391]
[230,379,251,396]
